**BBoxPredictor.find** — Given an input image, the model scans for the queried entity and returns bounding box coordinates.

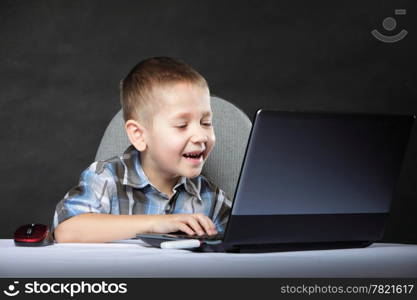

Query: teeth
[184,153,202,158]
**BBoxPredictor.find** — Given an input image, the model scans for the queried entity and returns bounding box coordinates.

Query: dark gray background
[1,0,416,242]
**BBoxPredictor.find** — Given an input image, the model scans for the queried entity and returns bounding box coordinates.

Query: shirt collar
[121,145,202,200]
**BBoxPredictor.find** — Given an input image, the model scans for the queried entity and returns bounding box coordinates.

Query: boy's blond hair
[120,57,208,128]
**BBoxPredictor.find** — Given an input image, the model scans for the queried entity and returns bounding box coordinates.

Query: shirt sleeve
[50,161,113,236]
[212,187,232,233]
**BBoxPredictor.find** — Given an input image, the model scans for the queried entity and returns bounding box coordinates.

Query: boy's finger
[178,223,195,236]
[200,215,217,232]
[195,215,215,235]
[186,217,205,236]
[206,217,217,232]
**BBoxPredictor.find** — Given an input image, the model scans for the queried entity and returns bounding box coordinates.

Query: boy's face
[139,82,215,180]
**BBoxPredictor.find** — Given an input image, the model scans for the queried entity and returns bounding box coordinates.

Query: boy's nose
[191,134,208,143]
[190,130,208,142]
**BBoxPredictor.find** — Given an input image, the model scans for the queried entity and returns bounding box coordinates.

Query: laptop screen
[232,111,414,215]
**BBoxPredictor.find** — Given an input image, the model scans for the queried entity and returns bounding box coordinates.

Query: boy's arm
[52,161,115,242]
[54,213,154,243]
[55,212,218,243]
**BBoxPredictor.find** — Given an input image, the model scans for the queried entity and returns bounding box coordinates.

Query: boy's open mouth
[182,150,204,164]
[183,152,203,159]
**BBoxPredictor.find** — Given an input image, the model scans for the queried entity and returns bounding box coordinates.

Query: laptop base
[138,233,373,253]
[194,240,373,253]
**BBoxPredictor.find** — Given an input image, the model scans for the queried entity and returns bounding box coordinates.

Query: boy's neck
[140,156,180,198]
[149,176,180,199]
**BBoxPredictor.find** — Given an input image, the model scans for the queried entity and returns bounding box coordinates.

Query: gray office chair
[95,96,252,200]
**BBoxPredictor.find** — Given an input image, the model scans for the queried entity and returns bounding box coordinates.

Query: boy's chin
[181,168,203,179]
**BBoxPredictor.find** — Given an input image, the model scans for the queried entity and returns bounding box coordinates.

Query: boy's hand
[149,214,218,236]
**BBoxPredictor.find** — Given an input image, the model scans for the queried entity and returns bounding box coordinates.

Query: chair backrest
[95,96,252,200]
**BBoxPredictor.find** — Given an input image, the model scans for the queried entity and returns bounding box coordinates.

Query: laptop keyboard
[165,232,224,240]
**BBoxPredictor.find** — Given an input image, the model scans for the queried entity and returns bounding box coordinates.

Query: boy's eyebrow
[170,111,212,119]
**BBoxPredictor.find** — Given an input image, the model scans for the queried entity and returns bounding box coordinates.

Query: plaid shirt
[51,145,232,235]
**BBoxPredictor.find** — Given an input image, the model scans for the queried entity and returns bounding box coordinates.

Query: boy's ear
[125,120,147,151]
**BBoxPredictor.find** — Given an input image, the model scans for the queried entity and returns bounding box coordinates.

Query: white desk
[1,239,416,278]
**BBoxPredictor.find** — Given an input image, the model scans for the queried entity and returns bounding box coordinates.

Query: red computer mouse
[14,223,54,246]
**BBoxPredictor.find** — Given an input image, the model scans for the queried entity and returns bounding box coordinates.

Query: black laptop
[137,109,415,253]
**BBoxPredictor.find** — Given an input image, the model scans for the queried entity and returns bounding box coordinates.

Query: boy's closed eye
[176,122,212,129]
